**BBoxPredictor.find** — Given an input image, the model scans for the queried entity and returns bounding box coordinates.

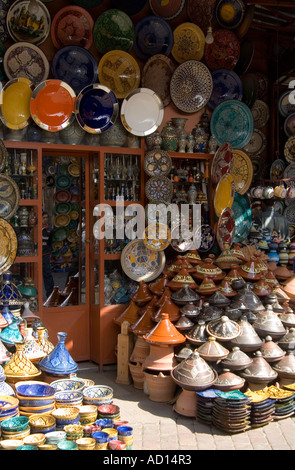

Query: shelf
[103,254,122,260]
[15,256,39,263]
[19,199,39,206]
[101,200,142,206]
[168,152,214,160]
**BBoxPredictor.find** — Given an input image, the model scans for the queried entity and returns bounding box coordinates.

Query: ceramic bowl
[95,418,114,428]
[51,406,80,420]
[76,437,96,450]
[54,390,83,402]
[45,430,66,444]
[1,427,31,439]
[16,444,39,450]
[23,433,46,447]
[83,385,113,406]
[92,431,109,443]
[18,401,55,412]
[16,396,55,407]
[75,377,95,388]
[0,416,29,433]
[78,404,97,416]
[0,395,19,412]
[108,439,127,450]
[97,404,120,416]
[57,440,78,450]
[29,413,56,433]
[38,444,58,450]
[0,439,24,450]
[15,381,56,398]
[117,425,133,436]
[51,378,85,392]
[113,420,129,428]
[103,427,118,440]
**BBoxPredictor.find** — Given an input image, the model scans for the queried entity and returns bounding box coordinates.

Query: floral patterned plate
[284,113,295,138]
[144,223,171,251]
[0,217,17,273]
[171,22,205,63]
[204,29,240,70]
[284,163,295,187]
[270,159,285,180]
[144,148,172,177]
[145,175,173,202]
[0,174,20,220]
[251,100,269,129]
[187,0,219,35]
[211,142,234,185]
[51,6,94,50]
[208,68,243,110]
[6,0,51,45]
[93,9,134,55]
[284,203,295,224]
[193,224,216,252]
[284,136,295,164]
[232,193,252,243]
[278,90,295,117]
[216,207,236,250]
[242,128,267,155]
[149,0,185,20]
[231,149,253,194]
[233,39,254,76]
[142,54,176,107]
[121,239,166,282]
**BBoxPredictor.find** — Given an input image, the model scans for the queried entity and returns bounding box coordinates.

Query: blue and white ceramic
[15,381,55,398]
[208,69,243,110]
[0,273,23,309]
[133,16,173,61]
[92,431,109,443]
[38,332,78,376]
[95,418,114,428]
[51,378,85,393]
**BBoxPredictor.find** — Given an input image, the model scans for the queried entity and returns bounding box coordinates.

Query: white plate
[242,128,266,155]
[120,88,164,136]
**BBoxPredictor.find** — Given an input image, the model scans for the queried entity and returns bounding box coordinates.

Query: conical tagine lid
[175,342,195,362]
[129,306,156,336]
[252,305,286,339]
[185,320,208,346]
[198,302,222,323]
[272,351,295,379]
[214,368,245,391]
[132,281,153,304]
[152,297,180,323]
[260,335,286,363]
[171,350,218,391]
[196,276,219,295]
[208,290,231,307]
[170,285,200,305]
[193,257,226,281]
[277,327,295,351]
[240,350,278,382]
[38,332,78,375]
[233,283,264,311]
[113,300,139,326]
[180,302,200,319]
[183,250,202,265]
[148,274,169,296]
[4,341,41,379]
[230,316,263,352]
[221,346,253,371]
[143,313,186,345]
[22,327,47,362]
[168,269,198,290]
[197,336,229,362]
[174,314,195,331]
[217,279,237,297]
[206,315,241,342]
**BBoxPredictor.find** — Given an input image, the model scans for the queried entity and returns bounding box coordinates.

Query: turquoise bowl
[0,416,29,433]
[57,440,78,450]
[17,445,39,450]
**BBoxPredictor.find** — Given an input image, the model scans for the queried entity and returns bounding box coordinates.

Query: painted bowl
[23,433,46,446]
[75,377,95,388]
[0,439,24,450]
[57,440,78,450]
[103,427,118,440]
[78,404,97,416]
[97,404,120,416]
[51,406,80,420]
[45,430,66,444]
[76,437,96,450]
[117,425,133,436]
[50,378,85,392]
[16,396,55,407]
[16,444,39,450]
[113,420,129,428]
[95,418,114,428]
[38,444,58,450]
[108,439,127,451]
[15,381,56,398]
[29,413,56,433]
[0,395,19,412]
[0,416,29,433]
[92,431,109,443]
[54,390,83,402]
[18,402,55,412]
[82,385,113,405]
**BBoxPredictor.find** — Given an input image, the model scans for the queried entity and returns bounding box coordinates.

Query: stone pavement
[77,362,295,451]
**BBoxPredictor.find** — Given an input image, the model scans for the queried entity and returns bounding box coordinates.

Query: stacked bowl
[97,404,120,421]
[82,385,113,406]
[64,424,84,441]
[28,413,56,434]
[15,381,55,416]
[0,416,30,441]
[78,405,98,425]
[0,395,19,422]
[51,406,80,430]
[54,390,83,408]
[44,430,66,446]
[51,378,85,393]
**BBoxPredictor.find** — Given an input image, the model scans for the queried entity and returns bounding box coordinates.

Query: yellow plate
[144,223,171,252]
[231,149,253,195]
[172,22,205,63]
[214,173,235,218]
[54,214,71,227]
[0,78,33,129]
[98,50,141,99]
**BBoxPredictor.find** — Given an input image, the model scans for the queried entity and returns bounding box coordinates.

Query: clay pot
[253,277,272,297]
[274,265,292,281]
[197,336,229,362]
[196,277,219,296]
[171,350,218,391]
[167,269,198,291]
[128,362,145,389]
[129,336,150,363]
[129,306,156,336]
[148,274,169,296]
[154,288,172,307]
[198,302,222,323]
[193,258,226,281]
[280,311,295,328]
[221,346,253,371]
[132,281,153,306]
[214,369,245,391]
[183,250,202,265]
[230,316,263,352]
[113,301,139,327]
[282,276,295,301]
[180,302,200,320]
[234,283,265,312]
[238,257,262,281]
[206,315,240,342]
[143,343,177,371]
[252,305,286,339]
[185,320,209,346]
[217,279,237,297]
[224,264,243,283]
[174,314,195,331]
[173,389,197,417]
[208,291,231,307]
[277,327,295,351]
[240,350,278,386]
[174,342,195,362]
[152,298,180,323]
[272,351,295,379]
[215,247,242,270]
[43,286,60,307]
[260,335,286,363]
[143,313,186,345]
[144,371,176,402]
[170,285,200,305]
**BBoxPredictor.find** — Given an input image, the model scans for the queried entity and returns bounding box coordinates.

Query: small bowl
[54,390,83,403]
[103,427,118,440]
[0,395,19,411]
[76,437,96,450]
[75,378,95,388]
[117,425,133,436]
[92,431,109,443]
[45,431,66,443]
[0,439,24,450]
[29,413,56,432]
[97,404,120,416]
[78,404,97,416]
[57,440,78,450]
[82,385,113,405]
[51,378,85,392]
[113,420,129,428]
[51,406,80,421]
[23,433,46,446]
[0,416,29,433]
[15,381,55,398]
[38,444,58,450]
[1,428,31,439]
[16,396,55,407]
[108,439,127,451]
[16,444,39,450]
[95,418,114,428]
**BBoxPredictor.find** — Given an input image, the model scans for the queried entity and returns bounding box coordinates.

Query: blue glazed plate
[210,99,254,149]
[193,224,216,252]
[215,0,246,29]
[75,84,119,134]
[133,16,174,61]
[208,69,243,110]
[231,192,252,243]
[52,46,98,95]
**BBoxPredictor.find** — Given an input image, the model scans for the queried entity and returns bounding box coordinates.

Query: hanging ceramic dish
[55,202,71,215]
[75,84,119,134]
[214,174,235,218]
[193,224,216,253]
[144,223,171,252]
[208,69,243,110]
[284,136,295,163]
[30,79,76,132]
[278,90,295,117]
[204,29,240,71]
[93,9,134,55]
[231,149,253,194]
[54,214,71,228]
[4,42,50,87]
[284,163,295,185]
[251,100,270,129]
[217,207,235,250]
[98,50,140,100]
[52,46,97,96]
[0,218,17,273]
[233,39,254,76]
[210,100,254,149]
[235,4,255,40]
[232,193,252,243]
[211,142,234,185]
[144,149,172,177]
[142,54,177,107]
[0,78,33,130]
[170,60,213,113]
[284,204,295,225]
[215,0,246,29]
[55,190,71,203]
[68,163,80,177]
[145,176,173,202]
[243,128,266,155]
[171,22,205,63]
[133,16,173,61]
[121,239,165,282]
[51,6,94,50]
[284,113,295,138]
[149,0,185,20]
[121,88,164,136]
[56,175,71,190]
[6,0,51,45]
[0,175,20,221]
[53,227,69,242]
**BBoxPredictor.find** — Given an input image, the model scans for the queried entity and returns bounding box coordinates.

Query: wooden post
[116,320,133,384]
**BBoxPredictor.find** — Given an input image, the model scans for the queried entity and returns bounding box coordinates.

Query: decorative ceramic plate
[242,128,266,155]
[93,9,134,54]
[56,175,71,190]
[284,204,295,224]
[121,239,166,282]
[250,155,265,180]
[54,214,71,228]
[211,143,234,186]
[170,224,194,252]
[52,46,97,95]
[254,72,269,99]
[284,113,295,137]
[210,100,254,149]
[4,42,50,87]
[187,0,219,35]
[208,69,243,110]
[142,54,176,108]
[0,174,20,220]
[241,73,258,109]
[279,90,295,117]
[75,84,119,134]
[0,78,33,130]
[6,0,51,45]
[68,163,80,177]
[231,149,253,194]
[270,159,285,180]
[214,173,235,217]
[170,60,213,113]
[149,0,185,20]
[133,16,173,61]
[51,6,94,50]
[55,190,71,203]
[235,4,255,40]
[55,202,71,215]
[145,175,173,202]
[171,22,205,63]
[231,193,252,243]
[144,148,172,177]
[121,88,164,136]
[30,79,76,132]
[284,136,295,163]
[204,29,240,70]
[251,100,269,129]
[193,224,216,252]
[98,50,140,99]
[144,223,171,251]
[0,217,17,273]
[233,39,254,76]
[0,0,9,43]
[52,227,69,242]
[215,0,246,29]
[217,207,236,250]
[284,163,295,186]
[0,140,7,173]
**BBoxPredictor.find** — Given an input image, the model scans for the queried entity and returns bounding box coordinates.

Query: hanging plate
[251,100,269,129]
[231,149,253,195]
[211,142,234,186]
[241,73,258,109]
[194,224,216,252]
[0,174,20,220]
[55,202,71,215]
[284,203,295,225]
[144,223,171,252]
[208,68,243,110]
[0,78,33,130]
[215,0,246,29]
[55,175,72,190]
[278,90,295,117]
[149,0,185,20]
[52,227,69,242]
[51,6,94,50]
[145,176,173,203]
[214,173,235,217]
[6,0,51,45]
[0,217,17,273]
[217,207,236,250]
[0,140,7,173]
[144,148,172,177]
[232,194,252,243]
[233,39,254,76]
[142,54,176,108]
[55,190,71,203]
[171,22,205,63]
[205,29,240,70]
[54,214,71,228]
[170,224,194,252]
[284,163,295,187]
[93,9,134,55]
[270,159,285,180]
[121,239,166,282]
[133,16,173,61]
[242,129,267,155]
[284,136,295,164]
[284,113,295,138]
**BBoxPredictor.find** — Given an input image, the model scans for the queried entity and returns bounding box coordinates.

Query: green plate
[52,227,69,242]
[71,202,79,212]
[56,174,72,190]
[55,202,71,215]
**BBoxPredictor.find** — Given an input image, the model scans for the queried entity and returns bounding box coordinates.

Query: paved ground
[76,362,295,452]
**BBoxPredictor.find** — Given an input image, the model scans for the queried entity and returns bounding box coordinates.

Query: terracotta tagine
[154,288,172,307]
[170,285,200,305]
[206,315,241,342]
[173,256,196,273]
[215,246,242,270]
[167,269,198,291]
[252,277,272,297]
[185,320,209,346]
[183,250,202,265]
[221,346,253,371]
[43,286,60,307]
[282,276,295,301]
[238,257,262,281]
[144,370,176,402]
[148,274,169,296]
[113,300,139,326]
[196,276,219,296]
[137,297,158,318]
[234,283,265,311]
[152,297,180,323]
[224,264,244,283]
[264,270,279,287]
[4,341,42,383]
[171,350,218,391]
[224,306,242,322]
[240,350,278,390]
[197,336,229,362]
[218,279,237,298]
[229,316,263,352]
[193,258,226,281]
[260,335,286,363]
[132,281,153,306]
[129,306,156,337]
[274,265,292,281]
[214,369,245,391]
[277,327,295,352]
[280,311,295,328]
[231,243,247,262]
[252,305,286,339]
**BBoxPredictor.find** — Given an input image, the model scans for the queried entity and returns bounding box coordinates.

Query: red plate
[211,142,234,185]
[217,207,236,250]
[55,190,71,203]
[51,6,94,50]
[205,29,240,70]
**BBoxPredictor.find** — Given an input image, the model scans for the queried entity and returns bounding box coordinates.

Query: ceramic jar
[38,332,78,376]
[161,121,178,151]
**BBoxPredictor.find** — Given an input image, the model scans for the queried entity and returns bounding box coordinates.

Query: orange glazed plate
[0,78,33,129]
[30,79,76,132]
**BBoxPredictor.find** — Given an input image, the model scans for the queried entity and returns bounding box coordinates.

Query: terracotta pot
[197,336,229,362]
[129,307,156,336]
[196,277,219,296]
[144,371,176,402]
[173,389,197,417]
[129,336,150,363]
[132,281,153,305]
[167,269,198,291]
[183,250,202,265]
[113,301,139,326]
[143,343,177,371]
[218,279,237,297]
[143,313,186,345]
[193,257,226,281]
[274,265,292,281]
[148,274,169,296]
[128,362,145,389]
[238,257,262,281]
[155,288,172,307]
[152,298,180,323]
[214,369,245,391]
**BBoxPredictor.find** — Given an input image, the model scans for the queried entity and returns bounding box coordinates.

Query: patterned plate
[193,224,216,252]
[284,203,295,224]
[6,0,51,45]
[284,136,295,163]
[144,223,171,251]
[270,159,285,180]
[243,129,266,155]
[55,202,71,215]
[170,224,194,252]
[232,193,252,243]
[54,214,71,228]
[208,69,243,110]
[121,239,166,282]
[55,190,71,202]
[0,77,33,130]
[204,29,240,71]
[0,174,20,220]
[133,16,174,61]
[284,113,295,137]
[217,207,236,250]
[170,60,213,113]
[4,42,50,87]
[98,50,140,99]
[211,142,234,185]
[231,149,253,194]
[142,54,177,108]
[56,174,72,190]
[215,0,246,29]
[251,100,270,129]
[149,0,185,20]
[284,163,295,187]
[214,173,235,217]
[210,100,254,149]
[278,90,295,117]
[145,176,173,202]
[171,22,205,63]
[51,6,94,50]
[254,72,269,99]
[0,217,17,273]
[144,149,172,177]
[93,9,134,55]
